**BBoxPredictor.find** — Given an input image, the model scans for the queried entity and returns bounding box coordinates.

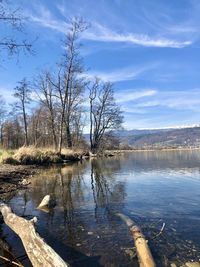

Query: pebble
[88,231,93,235]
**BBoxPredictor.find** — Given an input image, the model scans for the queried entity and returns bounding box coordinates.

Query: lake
[1,150,200,266]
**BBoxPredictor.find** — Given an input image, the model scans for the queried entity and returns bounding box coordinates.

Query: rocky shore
[0,164,37,201]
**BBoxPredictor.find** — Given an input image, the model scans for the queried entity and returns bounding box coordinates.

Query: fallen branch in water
[0,238,25,267]
[0,204,69,267]
[152,223,165,240]
[0,255,24,267]
[116,213,156,267]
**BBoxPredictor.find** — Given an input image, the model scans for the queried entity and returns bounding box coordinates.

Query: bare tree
[89,78,123,153]
[28,106,42,146]
[70,106,87,147]
[0,0,32,58]
[13,78,31,146]
[0,95,6,146]
[2,114,24,149]
[34,72,58,150]
[49,17,88,153]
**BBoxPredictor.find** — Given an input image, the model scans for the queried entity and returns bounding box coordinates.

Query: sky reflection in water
[2,150,200,266]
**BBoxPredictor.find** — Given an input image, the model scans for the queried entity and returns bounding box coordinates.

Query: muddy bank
[0,164,37,202]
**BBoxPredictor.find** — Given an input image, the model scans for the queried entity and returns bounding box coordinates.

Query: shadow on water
[36,226,104,267]
[0,223,103,267]
[1,151,200,266]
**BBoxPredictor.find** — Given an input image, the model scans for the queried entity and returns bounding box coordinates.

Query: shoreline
[109,147,200,153]
[0,164,37,202]
[0,147,199,201]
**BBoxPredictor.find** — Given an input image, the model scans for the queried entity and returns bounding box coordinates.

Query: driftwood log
[116,213,156,267]
[0,204,69,267]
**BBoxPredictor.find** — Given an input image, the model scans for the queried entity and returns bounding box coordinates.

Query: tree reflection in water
[1,159,132,266]
[90,158,126,221]
[2,151,200,266]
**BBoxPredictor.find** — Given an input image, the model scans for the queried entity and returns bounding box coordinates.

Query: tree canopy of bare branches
[0,0,32,59]
[0,95,6,146]
[89,78,123,153]
[13,78,31,146]
[0,16,124,151]
[47,17,88,152]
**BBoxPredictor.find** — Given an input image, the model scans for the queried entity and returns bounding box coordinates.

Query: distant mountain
[116,126,200,149]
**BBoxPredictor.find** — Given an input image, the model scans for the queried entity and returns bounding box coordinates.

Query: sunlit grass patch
[1,146,87,165]
[11,146,62,164]
[0,149,16,164]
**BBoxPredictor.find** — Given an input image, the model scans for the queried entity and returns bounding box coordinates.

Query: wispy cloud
[83,23,192,48]
[129,89,200,112]
[115,89,157,103]
[0,87,15,104]
[167,25,197,34]
[82,64,156,82]
[28,5,68,34]
[27,5,192,49]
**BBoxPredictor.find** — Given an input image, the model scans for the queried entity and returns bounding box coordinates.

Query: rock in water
[38,195,51,208]
[37,195,56,213]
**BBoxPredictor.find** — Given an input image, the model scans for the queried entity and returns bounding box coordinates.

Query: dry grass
[1,146,88,165]
[61,148,87,157]
[2,146,61,164]
[0,150,16,164]
[15,146,63,164]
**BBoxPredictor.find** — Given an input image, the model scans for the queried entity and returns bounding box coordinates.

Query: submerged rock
[19,178,30,186]
[87,231,93,235]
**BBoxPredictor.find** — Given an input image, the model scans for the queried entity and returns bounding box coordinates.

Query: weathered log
[0,204,69,267]
[116,213,156,267]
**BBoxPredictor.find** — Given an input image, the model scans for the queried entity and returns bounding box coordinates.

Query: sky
[1,0,200,129]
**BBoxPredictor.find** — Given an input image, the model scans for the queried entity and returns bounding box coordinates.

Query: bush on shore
[1,146,88,165]
[0,150,16,164]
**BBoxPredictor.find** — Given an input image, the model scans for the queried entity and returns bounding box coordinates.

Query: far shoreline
[109,147,200,153]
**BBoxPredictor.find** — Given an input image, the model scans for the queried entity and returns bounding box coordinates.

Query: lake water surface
[1,150,200,266]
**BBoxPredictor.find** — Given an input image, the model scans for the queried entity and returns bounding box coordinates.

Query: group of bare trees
[0,2,123,153]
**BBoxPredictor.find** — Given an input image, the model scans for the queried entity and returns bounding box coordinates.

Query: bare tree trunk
[22,102,28,146]
[58,111,64,154]
[0,123,3,147]
[50,112,58,150]
[14,79,31,147]
[65,120,72,148]
[90,97,93,151]
[91,143,99,154]
[0,204,69,267]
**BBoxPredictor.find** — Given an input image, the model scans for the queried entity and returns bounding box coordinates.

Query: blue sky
[1,0,200,129]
